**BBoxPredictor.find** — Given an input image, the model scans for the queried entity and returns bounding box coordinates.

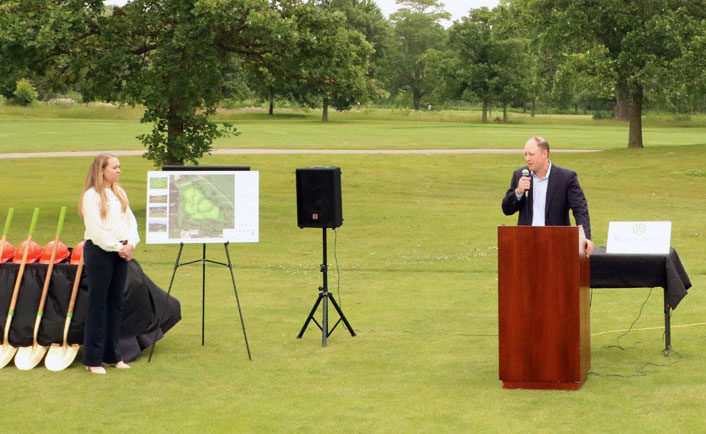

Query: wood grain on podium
[498,226,590,390]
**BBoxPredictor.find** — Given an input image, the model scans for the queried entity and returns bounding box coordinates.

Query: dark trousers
[82,239,127,366]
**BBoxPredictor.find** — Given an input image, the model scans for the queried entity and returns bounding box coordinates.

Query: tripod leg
[202,243,206,346]
[297,294,324,338]
[328,293,356,337]
[224,242,252,360]
[664,290,671,357]
[322,291,328,347]
[148,243,184,362]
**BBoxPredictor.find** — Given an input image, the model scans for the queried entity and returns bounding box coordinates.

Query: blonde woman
[79,153,139,374]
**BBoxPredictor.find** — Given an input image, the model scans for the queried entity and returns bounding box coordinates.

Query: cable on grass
[601,287,653,351]
[589,350,682,378]
[661,307,671,343]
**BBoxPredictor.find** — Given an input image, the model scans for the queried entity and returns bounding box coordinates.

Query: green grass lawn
[0,110,705,433]
[2,106,706,153]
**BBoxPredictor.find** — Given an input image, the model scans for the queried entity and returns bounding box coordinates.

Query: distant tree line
[2,0,705,164]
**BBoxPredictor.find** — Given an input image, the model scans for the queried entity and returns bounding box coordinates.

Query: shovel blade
[44,343,80,372]
[0,343,18,369]
[14,344,47,370]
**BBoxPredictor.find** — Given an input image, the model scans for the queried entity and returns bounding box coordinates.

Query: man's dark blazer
[501,164,591,240]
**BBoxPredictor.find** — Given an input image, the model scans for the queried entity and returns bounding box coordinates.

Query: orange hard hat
[70,240,85,265]
[40,240,70,264]
[0,241,14,263]
[13,240,42,264]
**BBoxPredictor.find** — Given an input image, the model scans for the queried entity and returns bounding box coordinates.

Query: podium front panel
[498,226,590,390]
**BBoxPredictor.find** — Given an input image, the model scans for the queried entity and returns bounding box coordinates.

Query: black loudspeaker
[296,166,343,228]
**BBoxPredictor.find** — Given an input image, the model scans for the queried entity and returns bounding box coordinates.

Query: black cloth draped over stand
[0,260,180,362]
[589,246,692,354]
[590,247,692,309]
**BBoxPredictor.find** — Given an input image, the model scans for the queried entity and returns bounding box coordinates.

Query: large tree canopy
[446,7,532,122]
[86,0,291,165]
[516,0,706,148]
[1,0,375,163]
[389,0,450,110]
[0,0,103,99]
[287,1,374,121]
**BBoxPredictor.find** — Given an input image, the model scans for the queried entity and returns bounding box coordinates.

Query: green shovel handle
[28,208,40,236]
[56,207,67,236]
[2,208,13,237]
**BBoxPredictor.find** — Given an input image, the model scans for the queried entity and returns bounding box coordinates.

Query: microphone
[521,169,530,198]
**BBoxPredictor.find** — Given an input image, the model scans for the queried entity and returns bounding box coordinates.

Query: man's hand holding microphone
[516,168,531,198]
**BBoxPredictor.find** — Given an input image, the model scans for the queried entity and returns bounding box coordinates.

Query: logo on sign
[633,223,647,235]
[312,213,318,220]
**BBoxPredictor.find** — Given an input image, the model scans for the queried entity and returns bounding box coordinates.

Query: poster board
[146,170,259,244]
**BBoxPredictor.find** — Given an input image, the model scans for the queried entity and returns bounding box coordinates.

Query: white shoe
[86,366,107,374]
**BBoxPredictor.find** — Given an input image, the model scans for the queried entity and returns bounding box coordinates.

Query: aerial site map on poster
[145,170,259,244]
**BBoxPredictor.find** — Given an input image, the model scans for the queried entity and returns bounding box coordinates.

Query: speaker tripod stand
[297,228,356,346]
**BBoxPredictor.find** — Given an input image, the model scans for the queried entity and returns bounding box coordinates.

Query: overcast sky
[104,1,501,25]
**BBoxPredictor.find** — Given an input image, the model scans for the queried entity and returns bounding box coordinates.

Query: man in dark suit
[502,135,595,255]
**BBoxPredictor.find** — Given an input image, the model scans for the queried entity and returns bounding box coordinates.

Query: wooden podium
[498,226,590,390]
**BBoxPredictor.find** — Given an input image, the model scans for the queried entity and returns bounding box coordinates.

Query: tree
[654,20,706,114]
[551,47,615,114]
[2,0,299,166]
[447,7,531,122]
[389,0,450,110]
[324,0,393,87]
[517,0,706,148]
[286,2,374,122]
[0,0,104,99]
[83,0,299,165]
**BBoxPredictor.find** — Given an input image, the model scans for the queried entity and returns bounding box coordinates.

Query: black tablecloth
[0,260,180,362]
[589,247,692,309]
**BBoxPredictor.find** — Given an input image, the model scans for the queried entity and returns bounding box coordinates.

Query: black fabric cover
[0,259,180,362]
[590,247,692,309]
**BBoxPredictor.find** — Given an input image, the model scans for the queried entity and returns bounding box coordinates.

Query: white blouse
[82,187,140,252]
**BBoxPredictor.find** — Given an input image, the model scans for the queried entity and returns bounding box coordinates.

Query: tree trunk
[322,97,328,122]
[482,98,488,123]
[268,93,274,116]
[503,104,507,123]
[166,102,184,166]
[627,84,644,149]
[531,98,536,117]
[413,89,421,111]
[614,77,631,121]
[574,103,578,115]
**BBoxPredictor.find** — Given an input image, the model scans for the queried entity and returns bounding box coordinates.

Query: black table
[0,259,181,362]
[590,247,692,356]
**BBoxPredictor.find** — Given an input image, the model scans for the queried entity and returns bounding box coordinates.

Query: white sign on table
[606,221,671,255]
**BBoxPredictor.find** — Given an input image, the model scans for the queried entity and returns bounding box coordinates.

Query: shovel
[0,210,14,343]
[15,207,66,370]
[0,208,39,368]
[45,253,83,372]
[0,209,14,265]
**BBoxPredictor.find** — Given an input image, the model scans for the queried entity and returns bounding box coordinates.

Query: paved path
[0,148,600,159]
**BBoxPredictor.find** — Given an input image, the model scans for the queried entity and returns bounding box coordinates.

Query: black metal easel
[148,242,252,361]
[297,228,356,346]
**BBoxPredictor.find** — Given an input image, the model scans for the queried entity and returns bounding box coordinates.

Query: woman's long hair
[78,153,129,220]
